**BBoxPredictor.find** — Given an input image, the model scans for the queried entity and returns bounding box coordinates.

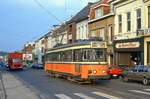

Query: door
[147,42,150,65]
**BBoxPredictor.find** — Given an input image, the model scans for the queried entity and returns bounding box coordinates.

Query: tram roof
[46,41,107,53]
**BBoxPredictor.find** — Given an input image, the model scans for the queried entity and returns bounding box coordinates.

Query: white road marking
[74,93,94,99]
[144,89,150,92]
[92,92,122,99]
[129,90,150,95]
[55,94,72,99]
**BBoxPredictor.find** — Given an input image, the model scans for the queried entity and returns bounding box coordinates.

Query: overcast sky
[0,0,98,52]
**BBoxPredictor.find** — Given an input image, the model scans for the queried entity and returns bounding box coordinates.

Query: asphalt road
[0,67,150,99]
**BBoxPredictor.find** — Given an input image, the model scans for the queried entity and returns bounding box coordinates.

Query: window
[78,27,80,39]
[95,8,103,18]
[91,49,106,62]
[148,6,150,28]
[108,26,113,41]
[81,26,84,39]
[90,30,98,37]
[127,12,131,31]
[118,15,122,33]
[99,28,105,40]
[69,25,72,33]
[137,9,141,29]
[41,47,44,53]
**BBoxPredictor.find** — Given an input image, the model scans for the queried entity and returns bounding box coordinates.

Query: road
[0,67,150,99]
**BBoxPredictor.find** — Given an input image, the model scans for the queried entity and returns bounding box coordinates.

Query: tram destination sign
[91,42,107,48]
[116,42,140,49]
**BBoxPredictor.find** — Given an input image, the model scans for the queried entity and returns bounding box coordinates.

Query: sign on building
[23,54,33,61]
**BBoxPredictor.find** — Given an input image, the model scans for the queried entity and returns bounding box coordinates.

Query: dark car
[31,63,43,69]
[122,65,150,85]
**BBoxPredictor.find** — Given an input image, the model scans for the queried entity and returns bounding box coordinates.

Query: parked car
[122,65,150,85]
[31,63,43,69]
[108,66,123,78]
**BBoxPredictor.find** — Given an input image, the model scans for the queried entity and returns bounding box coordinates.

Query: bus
[45,41,110,83]
[8,53,23,70]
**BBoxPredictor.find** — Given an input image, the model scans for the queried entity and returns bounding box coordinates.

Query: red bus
[8,53,23,70]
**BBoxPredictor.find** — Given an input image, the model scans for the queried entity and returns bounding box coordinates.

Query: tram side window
[60,52,65,61]
[92,49,106,62]
[74,49,91,62]
[50,53,60,61]
[66,50,73,62]
[82,49,91,61]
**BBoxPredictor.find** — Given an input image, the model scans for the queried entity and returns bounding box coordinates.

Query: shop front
[114,38,144,68]
[138,28,150,65]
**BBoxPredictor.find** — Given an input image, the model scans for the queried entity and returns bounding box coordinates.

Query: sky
[0,0,98,52]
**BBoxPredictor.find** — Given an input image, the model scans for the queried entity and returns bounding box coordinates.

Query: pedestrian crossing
[55,92,122,99]
[55,94,72,99]
[92,92,122,99]
[128,89,150,95]
[54,89,150,99]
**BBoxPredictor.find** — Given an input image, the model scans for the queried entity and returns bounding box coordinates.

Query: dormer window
[95,8,103,18]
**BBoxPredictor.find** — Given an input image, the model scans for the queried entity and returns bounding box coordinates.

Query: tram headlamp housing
[88,70,92,74]
[93,70,97,74]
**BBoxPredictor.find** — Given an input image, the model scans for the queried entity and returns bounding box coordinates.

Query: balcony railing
[137,28,150,36]
[114,32,137,40]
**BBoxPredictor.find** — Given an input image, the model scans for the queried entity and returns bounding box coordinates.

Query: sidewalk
[1,72,40,99]
[0,71,6,99]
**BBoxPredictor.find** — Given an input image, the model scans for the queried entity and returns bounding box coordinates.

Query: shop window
[127,12,131,32]
[137,9,141,29]
[118,15,122,33]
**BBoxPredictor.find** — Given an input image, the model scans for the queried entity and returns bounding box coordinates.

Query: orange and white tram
[45,41,110,82]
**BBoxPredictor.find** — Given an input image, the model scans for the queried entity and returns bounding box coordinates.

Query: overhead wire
[33,0,62,23]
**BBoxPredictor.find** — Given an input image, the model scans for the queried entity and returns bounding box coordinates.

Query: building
[136,0,150,65]
[47,23,68,50]
[34,33,49,64]
[88,0,114,66]
[109,0,149,67]
[24,42,35,54]
[23,42,35,61]
[67,3,93,43]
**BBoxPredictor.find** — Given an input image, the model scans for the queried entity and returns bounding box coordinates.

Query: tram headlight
[102,70,106,73]
[93,70,97,74]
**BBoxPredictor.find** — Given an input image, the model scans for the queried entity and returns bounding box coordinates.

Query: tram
[45,41,110,82]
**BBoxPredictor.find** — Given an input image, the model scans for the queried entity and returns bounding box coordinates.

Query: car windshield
[13,58,22,63]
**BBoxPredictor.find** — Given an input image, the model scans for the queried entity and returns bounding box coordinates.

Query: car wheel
[142,78,149,85]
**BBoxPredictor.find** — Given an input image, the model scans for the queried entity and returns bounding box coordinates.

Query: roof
[67,3,94,24]
[91,0,109,8]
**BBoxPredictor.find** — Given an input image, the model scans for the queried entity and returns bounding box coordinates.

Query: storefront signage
[23,54,33,61]
[116,42,140,49]
[91,42,107,48]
